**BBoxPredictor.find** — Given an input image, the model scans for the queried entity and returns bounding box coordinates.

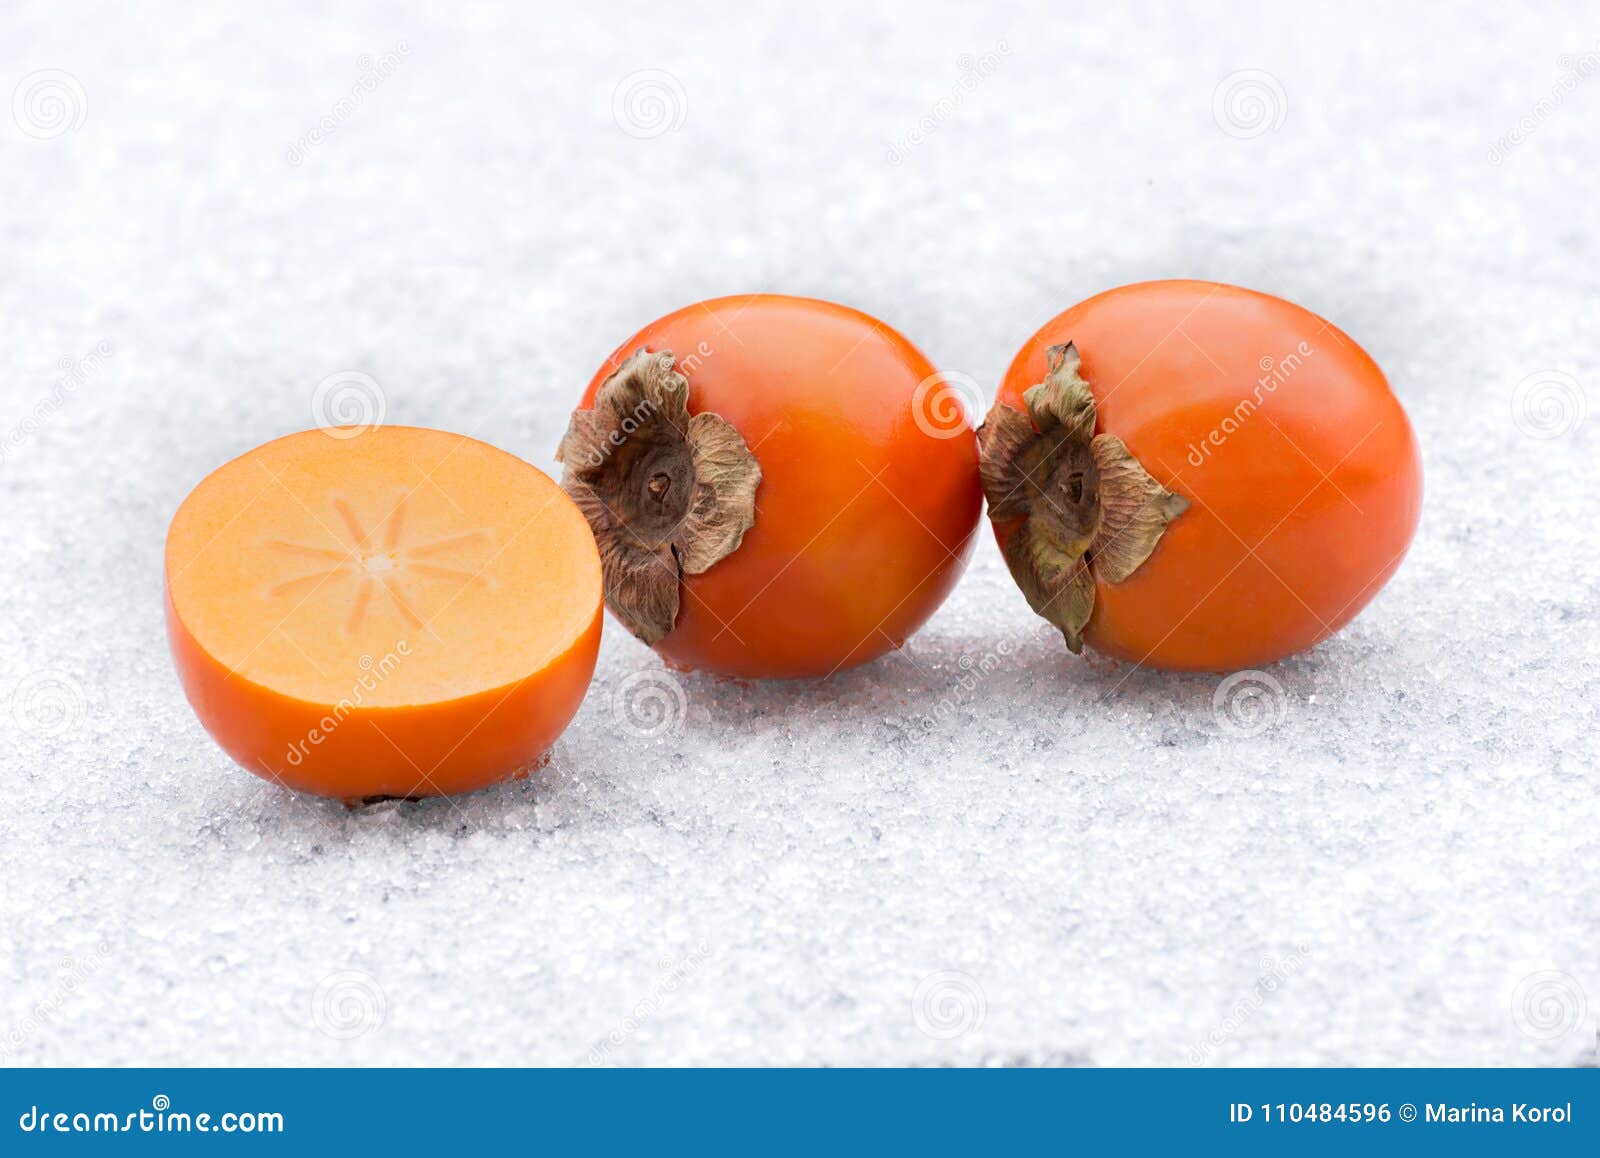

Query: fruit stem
[976,343,1188,653]
[556,349,762,644]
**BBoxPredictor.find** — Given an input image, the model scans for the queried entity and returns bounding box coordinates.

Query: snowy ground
[2,0,1598,1066]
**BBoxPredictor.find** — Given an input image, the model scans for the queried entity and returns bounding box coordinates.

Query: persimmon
[558,294,982,679]
[979,280,1422,672]
[165,426,602,799]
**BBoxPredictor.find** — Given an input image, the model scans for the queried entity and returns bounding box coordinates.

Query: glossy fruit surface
[166,426,602,798]
[570,294,982,678]
[992,280,1422,671]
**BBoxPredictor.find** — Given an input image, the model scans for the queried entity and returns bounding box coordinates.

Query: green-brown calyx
[976,342,1189,654]
[556,348,761,645]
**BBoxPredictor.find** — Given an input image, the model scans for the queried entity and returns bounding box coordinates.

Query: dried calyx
[556,349,761,644]
[976,342,1188,653]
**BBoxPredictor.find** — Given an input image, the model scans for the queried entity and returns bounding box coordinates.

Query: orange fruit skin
[165,427,602,799]
[166,598,600,799]
[581,294,983,679]
[995,280,1422,672]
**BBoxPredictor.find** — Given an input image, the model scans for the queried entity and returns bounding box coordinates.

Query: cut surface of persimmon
[165,426,601,799]
[980,280,1422,672]
[557,294,983,679]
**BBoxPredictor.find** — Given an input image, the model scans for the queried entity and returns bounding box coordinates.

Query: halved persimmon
[980,280,1422,672]
[558,294,982,679]
[165,426,602,799]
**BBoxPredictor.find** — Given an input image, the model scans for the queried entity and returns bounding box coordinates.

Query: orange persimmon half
[558,294,982,679]
[165,426,602,799]
[980,280,1422,672]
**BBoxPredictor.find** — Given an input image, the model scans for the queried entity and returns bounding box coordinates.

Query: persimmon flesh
[983,280,1422,672]
[560,294,982,679]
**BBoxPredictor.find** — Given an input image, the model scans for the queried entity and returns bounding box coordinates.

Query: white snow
[2,0,1598,1066]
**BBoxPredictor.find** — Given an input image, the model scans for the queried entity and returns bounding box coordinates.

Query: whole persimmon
[558,294,982,679]
[979,280,1422,672]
